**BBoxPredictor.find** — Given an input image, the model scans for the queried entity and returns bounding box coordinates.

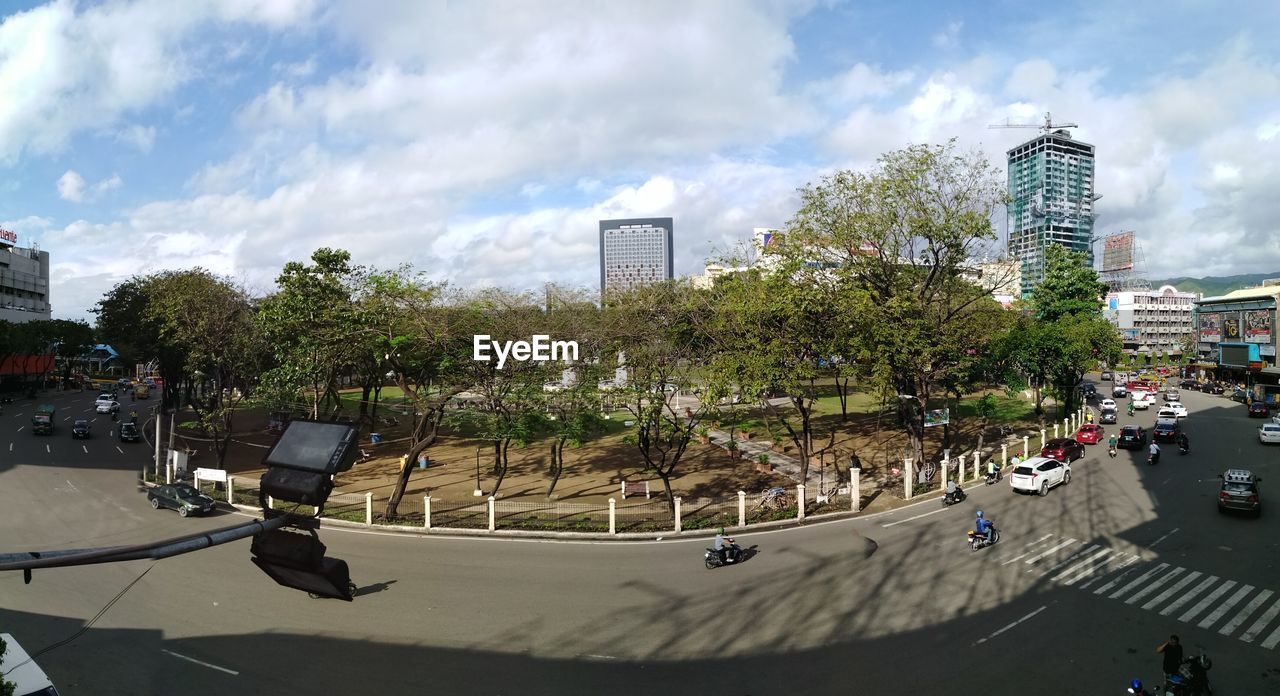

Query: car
[95,399,120,414]
[97,392,114,402]
[1040,437,1085,462]
[0,632,60,696]
[1101,371,1112,381]
[1152,420,1180,443]
[1164,390,1180,402]
[1162,402,1187,418]
[1080,384,1097,400]
[1179,379,1198,389]
[71,419,91,439]
[1207,383,1226,395]
[1099,408,1118,424]
[1259,423,1280,444]
[1231,389,1250,403]
[1248,401,1270,418]
[1117,425,1147,449]
[1075,424,1105,444]
[1010,456,1072,496]
[1131,393,1152,410]
[1112,385,1129,398]
[119,422,142,442]
[146,483,217,517]
[1100,398,1117,410]
[1217,469,1262,516]
[1157,367,1171,376]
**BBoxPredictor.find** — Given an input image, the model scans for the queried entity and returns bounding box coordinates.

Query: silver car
[1218,469,1261,517]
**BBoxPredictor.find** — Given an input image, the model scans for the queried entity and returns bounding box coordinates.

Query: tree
[1030,243,1109,322]
[783,140,1008,469]
[0,634,14,696]
[94,276,189,410]
[47,318,95,386]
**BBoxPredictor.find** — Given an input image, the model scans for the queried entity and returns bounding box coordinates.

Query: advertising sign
[1245,309,1271,344]
[1101,232,1135,272]
[1122,328,1139,341]
[0,227,15,246]
[1199,313,1221,343]
[1222,312,1242,341]
[924,408,950,428]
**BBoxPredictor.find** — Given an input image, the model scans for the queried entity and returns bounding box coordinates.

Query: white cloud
[113,124,156,152]
[932,21,962,49]
[56,170,122,202]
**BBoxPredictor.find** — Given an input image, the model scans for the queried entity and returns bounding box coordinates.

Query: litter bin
[371,432,382,444]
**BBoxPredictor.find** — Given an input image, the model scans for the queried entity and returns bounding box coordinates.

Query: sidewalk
[704,428,826,489]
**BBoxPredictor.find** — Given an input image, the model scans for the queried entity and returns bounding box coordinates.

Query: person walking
[1157,634,1183,680]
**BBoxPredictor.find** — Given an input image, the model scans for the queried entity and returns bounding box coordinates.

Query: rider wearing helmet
[713,527,735,563]
[974,510,994,545]
[1127,678,1151,695]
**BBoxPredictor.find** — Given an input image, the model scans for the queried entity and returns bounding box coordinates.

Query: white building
[0,228,52,323]
[1105,285,1197,358]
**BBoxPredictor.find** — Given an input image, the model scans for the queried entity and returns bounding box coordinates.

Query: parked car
[1152,420,1180,443]
[1010,456,1072,496]
[1075,424,1105,444]
[1117,425,1147,450]
[1101,371,1112,381]
[1231,389,1250,403]
[1040,438,1085,462]
[1259,423,1280,444]
[1206,382,1226,395]
[1179,379,1198,389]
[147,483,217,517]
[1161,402,1188,418]
[71,419,91,439]
[1249,401,1270,418]
[1217,469,1262,517]
[1100,408,1118,424]
[119,422,142,442]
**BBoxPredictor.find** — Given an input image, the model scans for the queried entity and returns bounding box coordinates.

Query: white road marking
[45,444,50,453]
[16,426,23,432]
[62,415,71,421]
[13,413,22,418]
[974,605,1048,645]
[64,480,79,492]
[1034,544,1100,579]
[1218,589,1273,637]
[1023,538,1078,565]
[1125,566,1186,605]
[1197,584,1253,629]
[881,506,951,527]
[1240,598,1280,644]
[1179,580,1238,623]
[1142,571,1203,611]
[1160,575,1219,616]
[1056,548,1115,586]
[1104,562,1169,599]
[116,446,124,454]
[161,649,239,675]
[1261,620,1280,649]
[82,445,88,454]
[1146,528,1179,549]
[582,654,616,660]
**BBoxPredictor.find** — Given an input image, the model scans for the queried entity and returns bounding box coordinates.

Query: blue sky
[1,0,1278,321]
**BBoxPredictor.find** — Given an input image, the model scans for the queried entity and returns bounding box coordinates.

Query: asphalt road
[2,382,1278,695]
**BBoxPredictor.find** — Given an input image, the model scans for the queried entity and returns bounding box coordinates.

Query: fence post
[851,468,861,513]
[1040,428,1046,448]
[904,458,913,500]
[797,484,805,520]
[227,475,234,503]
[1053,424,1059,438]
[487,496,496,531]
[1001,443,1008,468]
[365,492,373,526]
[972,451,980,480]
[608,498,617,535]
[1022,436,1029,460]
[620,481,626,500]
[940,458,949,490]
[674,496,682,533]
[424,496,432,529]
[957,456,965,484]
[737,491,746,527]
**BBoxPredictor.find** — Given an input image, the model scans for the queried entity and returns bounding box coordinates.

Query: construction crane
[988,111,1078,134]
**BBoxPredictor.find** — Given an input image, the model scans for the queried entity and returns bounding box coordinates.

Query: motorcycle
[1109,445,1118,459]
[967,528,999,551]
[985,470,1001,485]
[1178,441,1189,455]
[1148,451,1160,465]
[942,487,966,506]
[704,543,743,569]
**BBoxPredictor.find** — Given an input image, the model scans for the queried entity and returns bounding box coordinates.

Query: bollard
[1063,417,1069,434]
[674,496,683,533]
[365,492,373,526]
[1022,436,1029,460]
[424,496,432,529]
[972,451,980,480]
[738,491,746,527]
[488,496,496,531]
[608,498,616,535]
[227,475,235,504]
[851,468,861,512]
[1001,443,1008,468]
[797,484,806,520]
[1053,424,1059,438]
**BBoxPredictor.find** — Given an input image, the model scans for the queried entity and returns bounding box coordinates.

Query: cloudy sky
[2,0,1278,322]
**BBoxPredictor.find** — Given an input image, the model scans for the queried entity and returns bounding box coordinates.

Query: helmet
[1128,678,1143,694]
[975,510,984,518]
[718,527,725,535]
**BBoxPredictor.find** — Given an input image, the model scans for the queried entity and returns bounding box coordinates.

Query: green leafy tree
[0,634,14,696]
[94,276,189,410]
[47,318,95,386]
[1030,243,1109,322]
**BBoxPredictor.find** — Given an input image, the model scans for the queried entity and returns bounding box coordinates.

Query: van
[0,633,60,695]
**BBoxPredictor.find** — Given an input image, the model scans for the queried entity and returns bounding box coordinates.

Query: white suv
[1009,456,1072,496]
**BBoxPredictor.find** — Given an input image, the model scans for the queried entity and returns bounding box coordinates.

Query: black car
[1179,379,1198,389]
[119,422,141,442]
[71,419,91,439]
[1248,401,1270,418]
[1117,425,1147,449]
[1231,389,1250,403]
[1099,408,1118,424]
[1153,421,1180,442]
[147,483,217,517]
[1208,383,1226,395]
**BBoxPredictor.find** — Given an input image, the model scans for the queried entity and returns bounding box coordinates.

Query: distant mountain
[1148,272,1280,298]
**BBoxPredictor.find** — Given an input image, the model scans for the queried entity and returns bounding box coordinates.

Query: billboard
[1245,310,1272,344]
[924,408,950,428]
[1222,311,1242,342]
[1101,231,1135,272]
[1199,312,1221,343]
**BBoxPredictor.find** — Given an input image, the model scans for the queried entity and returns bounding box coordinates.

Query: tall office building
[0,227,51,322]
[1005,128,1096,297]
[599,217,673,300]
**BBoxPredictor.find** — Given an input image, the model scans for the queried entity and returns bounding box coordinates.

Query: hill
[1149,272,1280,298]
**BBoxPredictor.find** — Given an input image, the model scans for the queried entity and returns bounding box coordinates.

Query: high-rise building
[1005,128,1096,298]
[599,217,673,300]
[0,227,51,322]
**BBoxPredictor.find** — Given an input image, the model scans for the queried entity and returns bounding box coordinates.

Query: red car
[1041,438,1086,462]
[1075,424,1105,445]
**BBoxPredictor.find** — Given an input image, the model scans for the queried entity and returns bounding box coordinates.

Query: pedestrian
[1157,634,1183,679]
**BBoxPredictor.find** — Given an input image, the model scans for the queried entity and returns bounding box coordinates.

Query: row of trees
[0,317,96,389]
[91,141,1121,518]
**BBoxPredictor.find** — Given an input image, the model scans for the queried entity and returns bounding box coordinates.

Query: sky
[1,0,1278,323]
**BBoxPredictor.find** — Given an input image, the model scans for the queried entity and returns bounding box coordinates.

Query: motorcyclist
[1128,402,1136,417]
[945,479,958,502]
[1177,432,1189,452]
[974,510,994,546]
[1126,678,1153,695]
[1148,441,1161,463]
[986,458,998,481]
[713,528,736,563]
[1108,434,1118,457]
[1085,410,1094,424]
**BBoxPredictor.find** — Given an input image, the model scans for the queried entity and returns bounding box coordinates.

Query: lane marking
[881,506,951,527]
[1179,580,1238,623]
[1161,575,1219,616]
[16,426,23,432]
[1218,589,1273,637]
[974,605,1048,645]
[1197,584,1253,629]
[1143,571,1203,611]
[1125,566,1186,605]
[1261,618,1280,650]
[45,444,50,453]
[1146,528,1179,549]
[1023,538,1078,565]
[62,415,71,421]
[1103,562,1169,598]
[1033,544,1098,578]
[116,446,124,454]
[161,649,239,675]
[64,480,79,492]
[1240,597,1280,643]
[1057,548,1115,586]
[82,445,89,454]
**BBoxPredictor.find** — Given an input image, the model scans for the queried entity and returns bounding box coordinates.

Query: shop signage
[1245,309,1271,344]
[0,227,16,245]
[1199,312,1221,343]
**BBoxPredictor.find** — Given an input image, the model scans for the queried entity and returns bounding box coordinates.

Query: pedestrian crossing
[991,533,1280,650]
